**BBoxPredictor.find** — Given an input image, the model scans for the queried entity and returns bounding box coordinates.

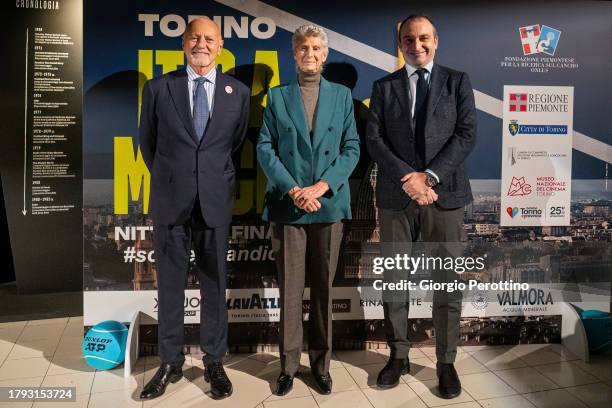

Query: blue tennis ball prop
[82,321,129,370]
[580,309,612,355]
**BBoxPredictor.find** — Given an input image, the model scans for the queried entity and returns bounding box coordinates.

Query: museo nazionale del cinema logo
[507,176,532,197]
[500,23,579,73]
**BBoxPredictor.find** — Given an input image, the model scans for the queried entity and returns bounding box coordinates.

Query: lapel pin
[225,85,233,94]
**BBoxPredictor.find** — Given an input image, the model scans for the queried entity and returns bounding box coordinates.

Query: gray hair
[291,24,329,51]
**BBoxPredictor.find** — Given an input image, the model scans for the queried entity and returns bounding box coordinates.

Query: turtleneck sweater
[298,70,321,134]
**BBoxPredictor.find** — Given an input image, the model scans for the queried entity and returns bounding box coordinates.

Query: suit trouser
[270,222,343,376]
[153,200,229,367]
[379,202,464,364]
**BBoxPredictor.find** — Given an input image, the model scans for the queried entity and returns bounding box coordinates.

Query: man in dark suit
[366,15,476,398]
[138,17,249,400]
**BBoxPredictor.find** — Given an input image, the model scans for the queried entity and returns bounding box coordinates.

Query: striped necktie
[193,77,209,141]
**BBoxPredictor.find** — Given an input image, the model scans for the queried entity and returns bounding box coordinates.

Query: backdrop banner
[83,0,611,349]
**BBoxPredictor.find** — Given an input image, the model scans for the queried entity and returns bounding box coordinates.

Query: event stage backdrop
[82,0,611,348]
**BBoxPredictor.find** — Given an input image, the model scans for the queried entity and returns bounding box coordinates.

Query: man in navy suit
[366,15,476,398]
[139,17,249,400]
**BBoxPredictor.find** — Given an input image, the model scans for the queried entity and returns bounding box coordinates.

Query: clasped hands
[288,181,329,213]
[401,172,438,206]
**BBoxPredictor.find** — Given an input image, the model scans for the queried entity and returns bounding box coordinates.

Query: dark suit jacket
[366,64,476,209]
[139,69,249,227]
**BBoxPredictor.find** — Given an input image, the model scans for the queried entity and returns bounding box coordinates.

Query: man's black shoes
[274,373,294,396]
[140,363,183,400]
[312,373,333,394]
[376,358,410,389]
[437,362,462,399]
[204,361,233,399]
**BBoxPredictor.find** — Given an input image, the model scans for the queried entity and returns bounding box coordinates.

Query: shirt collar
[404,60,434,78]
[186,64,217,85]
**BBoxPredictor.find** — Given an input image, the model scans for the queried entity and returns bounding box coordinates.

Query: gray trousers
[271,222,343,376]
[379,202,464,364]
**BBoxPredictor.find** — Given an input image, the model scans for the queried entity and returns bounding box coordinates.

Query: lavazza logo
[500,23,579,73]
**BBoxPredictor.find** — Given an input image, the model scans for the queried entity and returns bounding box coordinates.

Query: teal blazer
[257,77,360,224]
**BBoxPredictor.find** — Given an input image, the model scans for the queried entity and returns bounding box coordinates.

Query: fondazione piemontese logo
[500,23,579,73]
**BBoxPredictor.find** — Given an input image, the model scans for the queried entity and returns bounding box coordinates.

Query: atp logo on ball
[519,24,562,56]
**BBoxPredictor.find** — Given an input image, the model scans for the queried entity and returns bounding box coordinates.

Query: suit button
[328,126,333,131]
[192,170,196,174]
[324,150,329,155]
[287,127,292,132]
[289,151,293,156]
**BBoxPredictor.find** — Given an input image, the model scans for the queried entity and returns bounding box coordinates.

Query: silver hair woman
[257,24,360,397]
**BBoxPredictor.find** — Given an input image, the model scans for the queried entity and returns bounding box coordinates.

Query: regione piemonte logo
[519,24,562,56]
[509,93,527,112]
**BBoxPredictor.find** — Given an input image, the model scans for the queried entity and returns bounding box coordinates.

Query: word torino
[138,14,276,39]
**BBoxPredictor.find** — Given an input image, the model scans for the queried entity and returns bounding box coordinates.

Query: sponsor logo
[506,206,542,219]
[471,291,489,310]
[227,294,280,310]
[302,299,352,314]
[498,289,554,312]
[508,147,517,166]
[508,120,568,136]
[498,289,554,306]
[500,23,577,73]
[507,148,567,165]
[509,94,527,112]
[536,176,567,197]
[519,24,562,56]
[548,205,566,218]
[507,176,532,196]
[506,92,569,113]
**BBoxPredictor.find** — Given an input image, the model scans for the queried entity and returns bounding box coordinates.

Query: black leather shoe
[312,373,333,394]
[140,363,183,400]
[437,362,461,399]
[376,358,410,389]
[204,361,233,399]
[274,373,294,396]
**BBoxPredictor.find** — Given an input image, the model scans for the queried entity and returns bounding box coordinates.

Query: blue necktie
[193,77,209,141]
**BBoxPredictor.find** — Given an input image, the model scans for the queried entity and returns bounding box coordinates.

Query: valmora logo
[497,289,554,306]
[507,176,532,196]
[506,207,519,218]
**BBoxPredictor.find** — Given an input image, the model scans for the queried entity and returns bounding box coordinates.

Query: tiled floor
[0,317,611,407]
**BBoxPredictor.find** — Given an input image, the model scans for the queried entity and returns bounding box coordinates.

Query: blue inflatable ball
[82,321,129,370]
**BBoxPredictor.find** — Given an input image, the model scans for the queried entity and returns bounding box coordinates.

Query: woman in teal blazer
[256,25,360,397]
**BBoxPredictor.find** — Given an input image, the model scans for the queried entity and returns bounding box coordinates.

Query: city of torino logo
[519,24,562,56]
[509,120,519,136]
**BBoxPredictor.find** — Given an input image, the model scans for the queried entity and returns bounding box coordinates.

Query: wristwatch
[425,172,438,187]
